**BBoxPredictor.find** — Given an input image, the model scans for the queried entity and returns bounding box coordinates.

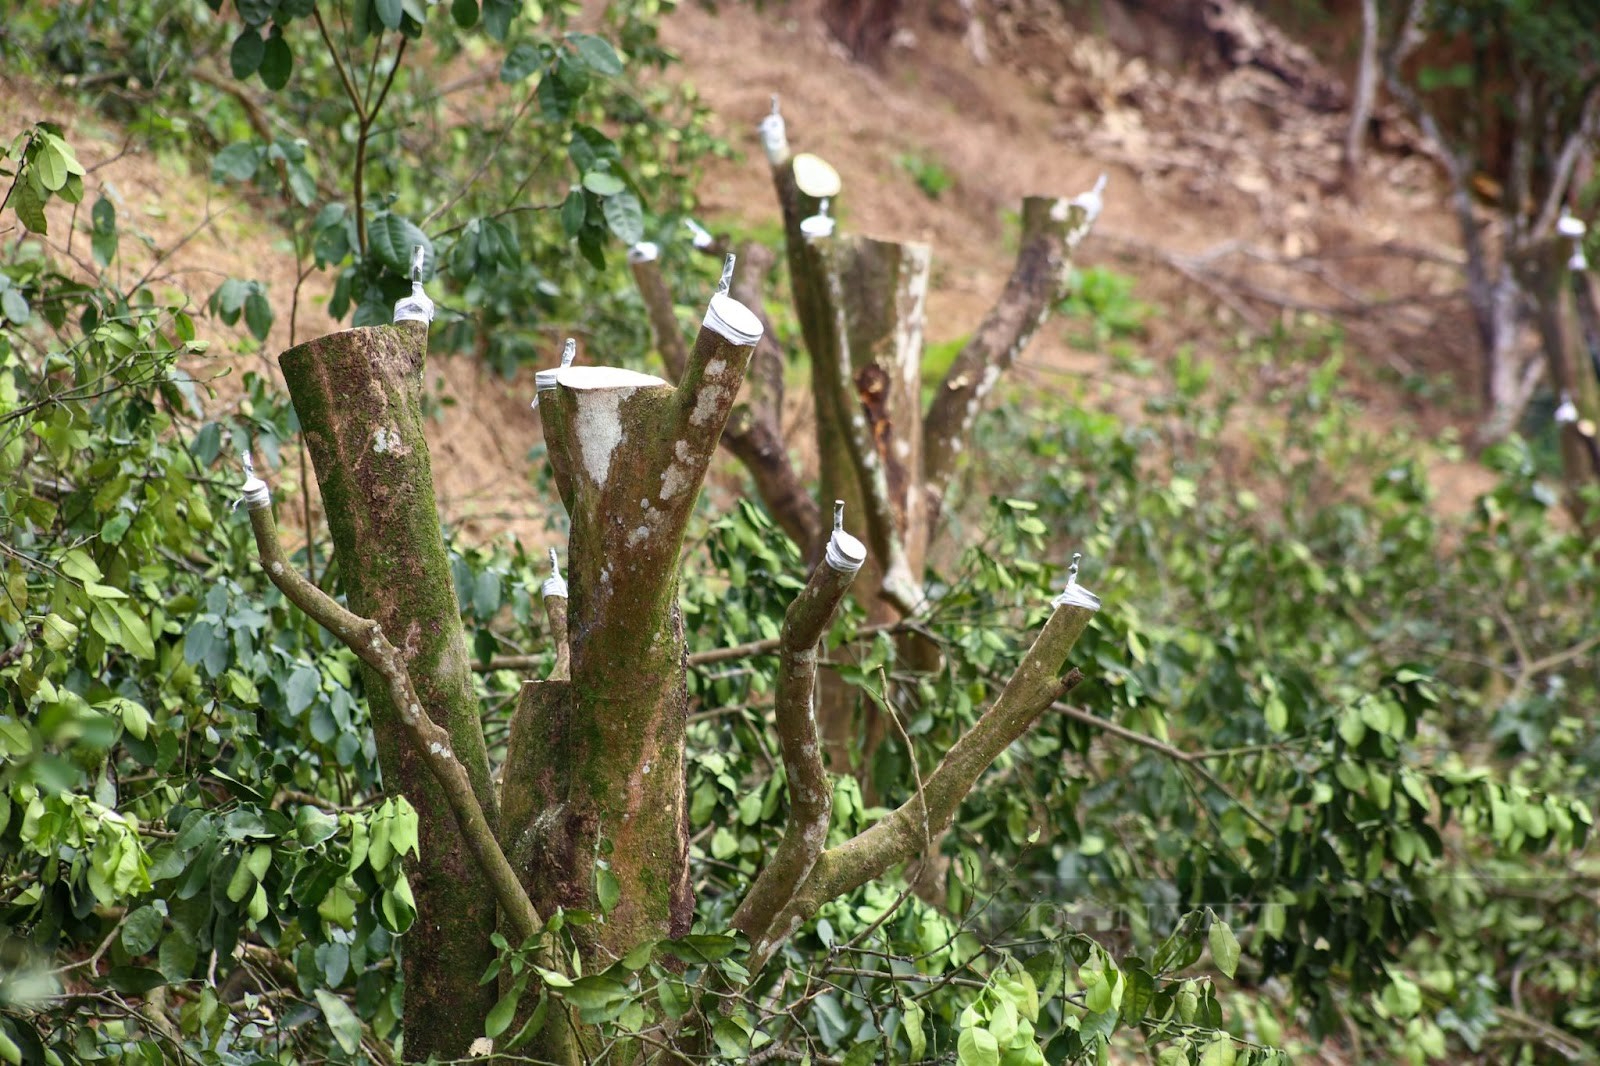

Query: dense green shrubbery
[3,3,1598,1064]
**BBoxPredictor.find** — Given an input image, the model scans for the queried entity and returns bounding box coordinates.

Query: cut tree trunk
[500,301,761,991]
[279,322,497,1063]
[814,235,933,776]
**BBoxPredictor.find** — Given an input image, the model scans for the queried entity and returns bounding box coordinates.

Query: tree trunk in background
[1521,239,1600,523]
[814,236,933,778]
[279,323,498,1063]
[823,0,904,65]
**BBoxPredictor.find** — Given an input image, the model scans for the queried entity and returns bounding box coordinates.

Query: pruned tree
[1367,0,1600,474]
[240,247,1102,1062]
[627,98,1104,770]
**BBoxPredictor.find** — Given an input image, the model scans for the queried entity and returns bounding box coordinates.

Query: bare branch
[923,185,1102,528]
[733,506,866,941]
[242,469,546,952]
[744,576,1101,970]
[626,241,821,549]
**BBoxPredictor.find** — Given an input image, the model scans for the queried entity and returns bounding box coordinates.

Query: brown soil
[2,1,1499,540]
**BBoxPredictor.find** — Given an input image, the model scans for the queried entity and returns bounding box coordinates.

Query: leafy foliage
[3,5,1599,1065]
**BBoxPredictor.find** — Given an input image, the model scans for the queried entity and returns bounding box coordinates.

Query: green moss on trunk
[279,322,497,1062]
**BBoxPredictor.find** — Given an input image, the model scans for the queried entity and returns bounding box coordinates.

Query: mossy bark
[279,322,497,1063]
[502,317,758,1026]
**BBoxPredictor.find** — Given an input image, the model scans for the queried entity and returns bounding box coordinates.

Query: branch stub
[702,293,764,346]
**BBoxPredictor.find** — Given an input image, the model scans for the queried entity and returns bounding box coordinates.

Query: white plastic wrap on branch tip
[542,547,568,600]
[759,94,788,164]
[716,253,736,296]
[684,218,715,250]
[1067,174,1108,226]
[800,198,835,240]
[1051,552,1101,611]
[1559,212,1588,271]
[393,245,435,324]
[531,339,577,409]
[628,242,660,264]
[1555,393,1579,425]
[240,452,271,510]
[824,500,867,574]
[703,293,764,346]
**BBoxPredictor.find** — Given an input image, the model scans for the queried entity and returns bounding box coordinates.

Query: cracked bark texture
[279,321,496,1063]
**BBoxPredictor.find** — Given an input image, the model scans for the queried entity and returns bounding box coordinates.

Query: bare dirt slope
[655,0,1496,507]
[3,0,1495,548]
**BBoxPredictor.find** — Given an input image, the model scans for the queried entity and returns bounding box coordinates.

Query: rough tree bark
[755,98,1102,772]
[501,296,762,971]
[629,241,821,550]
[277,321,498,1062]
[245,161,1108,1064]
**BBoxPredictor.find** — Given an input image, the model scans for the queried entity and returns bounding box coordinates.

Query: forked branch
[742,567,1101,972]
[242,463,546,951]
[628,242,820,549]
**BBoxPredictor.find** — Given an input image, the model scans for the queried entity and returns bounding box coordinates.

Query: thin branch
[922,187,1102,528]
[243,472,547,954]
[733,510,865,941]
[744,584,1100,971]
[476,620,913,673]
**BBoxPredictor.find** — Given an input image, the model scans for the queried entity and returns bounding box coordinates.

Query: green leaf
[450,0,478,27]
[567,33,622,76]
[602,192,644,245]
[294,804,339,846]
[375,0,403,29]
[958,1026,1000,1066]
[34,143,67,192]
[1208,915,1240,979]
[596,866,620,914]
[90,195,116,267]
[486,981,523,1038]
[244,290,274,341]
[106,966,167,995]
[500,41,542,83]
[41,612,77,650]
[314,990,363,1054]
[112,602,156,660]
[560,187,586,237]
[212,143,261,183]
[1198,1034,1236,1066]
[389,800,419,858]
[0,287,29,326]
[286,665,321,715]
[122,905,165,955]
[712,1018,750,1059]
[11,179,46,234]
[900,996,926,1059]
[581,170,625,197]
[989,996,1018,1046]
[562,975,628,1010]
[367,213,432,276]
[230,29,266,78]
[259,31,293,90]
